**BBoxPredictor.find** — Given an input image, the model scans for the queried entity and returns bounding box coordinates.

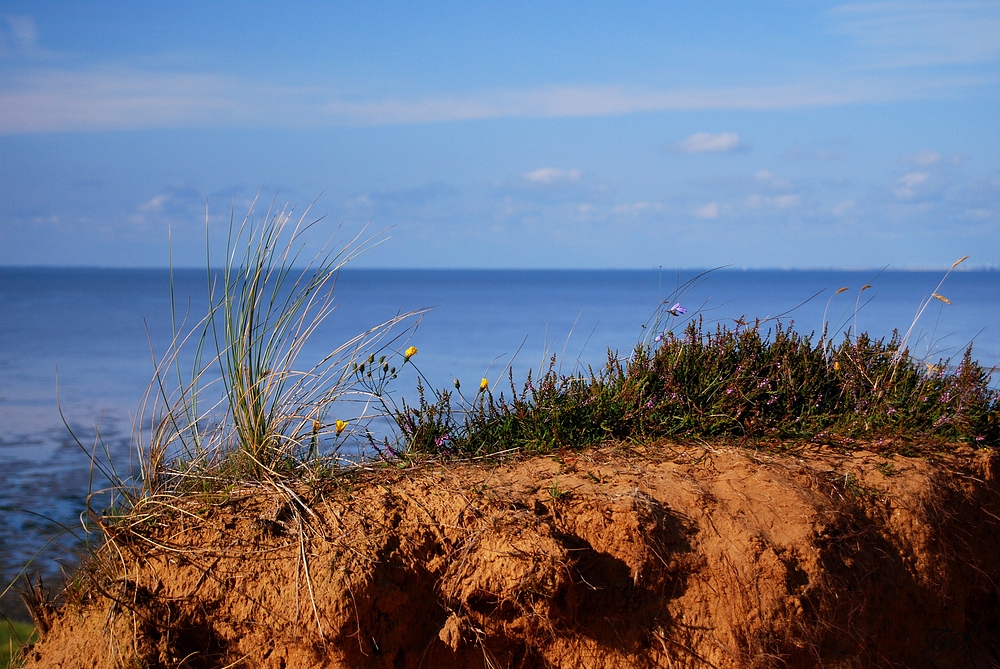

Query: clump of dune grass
[390,262,999,458]
[131,195,425,496]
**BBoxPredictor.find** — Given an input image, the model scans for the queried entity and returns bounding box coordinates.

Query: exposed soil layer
[21,443,1000,668]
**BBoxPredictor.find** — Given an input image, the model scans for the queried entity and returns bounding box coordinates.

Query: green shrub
[392,319,998,457]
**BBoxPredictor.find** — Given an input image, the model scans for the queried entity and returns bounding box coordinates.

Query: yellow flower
[335,419,348,435]
[404,346,418,360]
[833,361,840,371]
[480,378,489,392]
[312,419,321,433]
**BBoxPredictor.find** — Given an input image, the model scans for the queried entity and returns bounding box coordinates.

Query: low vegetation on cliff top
[134,206,999,498]
[391,317,997,460]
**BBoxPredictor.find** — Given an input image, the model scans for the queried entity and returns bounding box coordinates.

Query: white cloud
[755,169,792,189]
[324,83,920,127]
[964,208,992,220]
[913,150,941,166]
[3,64,992,134]
[524,168,581,184]
[676,132,743,154]
[832,2,1000,68]
[895,172,930,199]
[694,202,720,219]
[129,194,170,225]
[1,15,38,54]
[125,188,210,228]
[345,194,373,209]
[612,201,663,216]
[137,194,169,213]
[832,200,857,216]
[0,67,254,133]
[747,194,801,209]
[773,195,800,209]
[784,147,844,161]
[31,214,58,226]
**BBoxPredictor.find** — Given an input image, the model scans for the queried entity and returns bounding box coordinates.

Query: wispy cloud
[912,150,941,165]
[832,1,1000,68]
[895,171,930,199]
[747,194,801,209]
[694,202,720,219]
[1,64,994,134]
[0,67,260,133]
[319,83,916,126]
[125,185,216,230]
[676,132,743,154]
[755,169,792,189]
[136,194,169,214]
[832,200,857,216]
[612,201,664,217]
[523,168,581,184]
[0,15,38,55]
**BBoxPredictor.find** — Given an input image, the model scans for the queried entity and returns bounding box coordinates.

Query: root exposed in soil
[20,444,1000,668]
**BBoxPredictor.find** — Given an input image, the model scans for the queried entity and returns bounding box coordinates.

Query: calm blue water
[1,267,998,594]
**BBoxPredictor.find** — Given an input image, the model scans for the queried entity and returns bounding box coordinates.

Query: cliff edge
[21,443,1000,668]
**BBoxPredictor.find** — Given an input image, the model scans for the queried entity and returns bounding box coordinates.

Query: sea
[1,267,998,607]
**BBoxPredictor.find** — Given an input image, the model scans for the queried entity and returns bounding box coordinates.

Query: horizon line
[1,264,997,273]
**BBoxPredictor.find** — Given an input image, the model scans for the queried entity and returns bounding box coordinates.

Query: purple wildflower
[668,303,687,316]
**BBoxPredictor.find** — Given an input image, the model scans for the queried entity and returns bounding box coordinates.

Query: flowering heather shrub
[631,320,996,441]
[394,319,998,457]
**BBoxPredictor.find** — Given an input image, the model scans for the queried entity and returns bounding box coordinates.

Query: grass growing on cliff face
[1,619,34,668]
[389,270,998,458]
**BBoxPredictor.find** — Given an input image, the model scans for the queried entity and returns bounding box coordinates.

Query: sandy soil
[19,442,1000,668]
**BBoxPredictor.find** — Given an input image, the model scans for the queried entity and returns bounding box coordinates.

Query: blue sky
[1,1,998,269]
